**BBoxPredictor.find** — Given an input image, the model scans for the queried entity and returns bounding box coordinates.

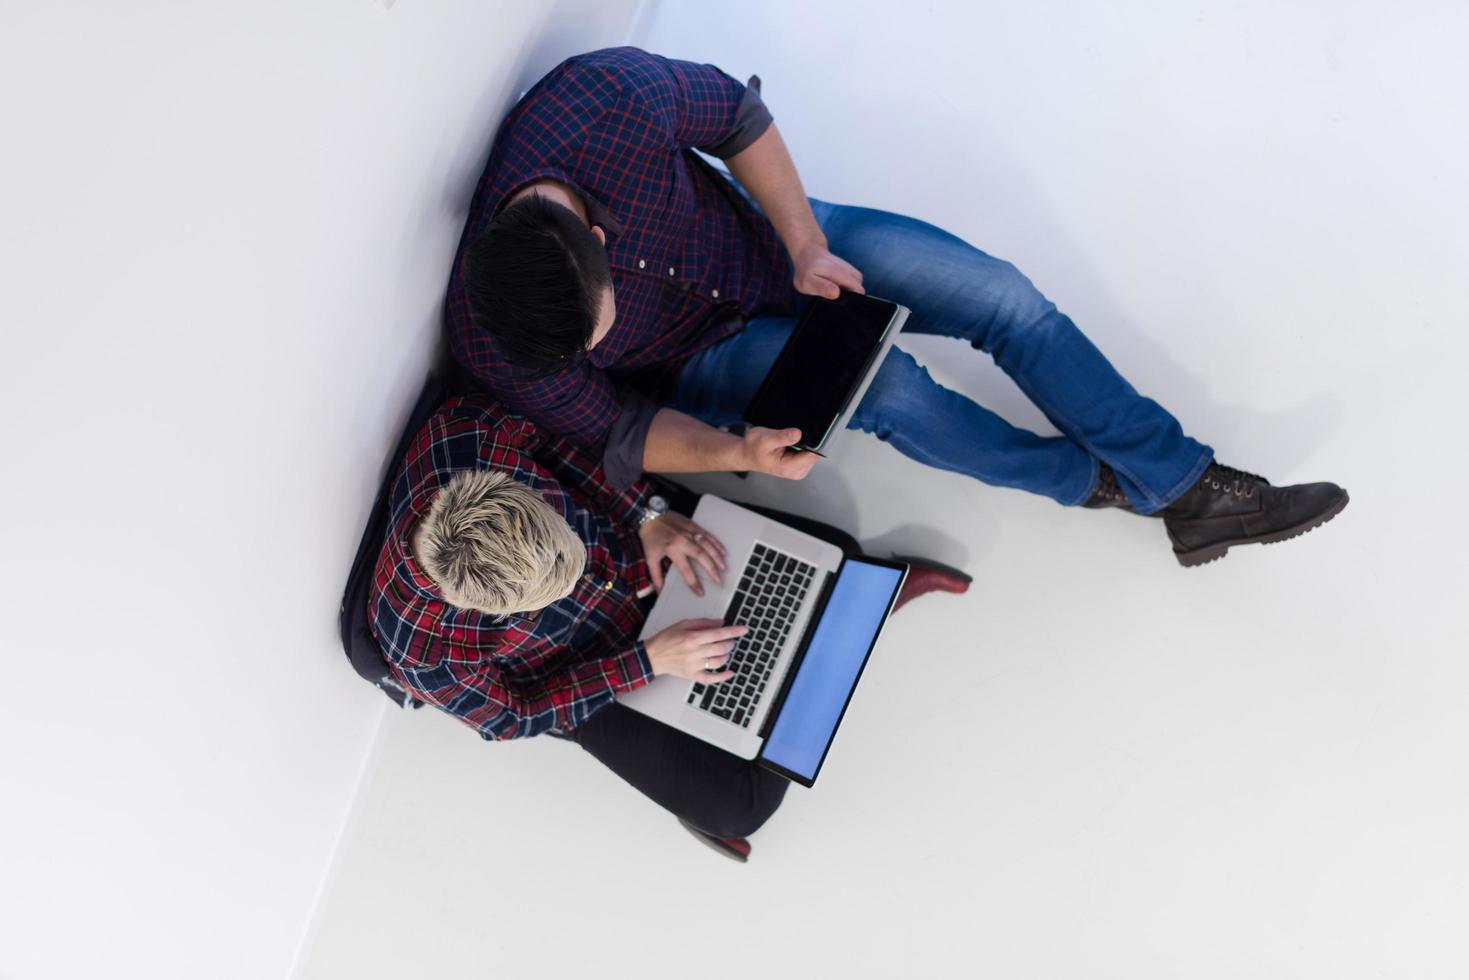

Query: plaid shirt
[446,46,799,451]
[369,396,658,740]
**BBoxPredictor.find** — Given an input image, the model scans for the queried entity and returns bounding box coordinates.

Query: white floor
[300,2,1469,977]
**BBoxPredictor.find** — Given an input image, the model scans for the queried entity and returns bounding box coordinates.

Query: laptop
[743,291,909,455]
[617,495,907,786]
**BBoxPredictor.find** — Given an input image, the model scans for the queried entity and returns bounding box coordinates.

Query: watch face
[648,495,668,513]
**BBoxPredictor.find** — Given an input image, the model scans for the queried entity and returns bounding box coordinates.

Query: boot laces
[1202,463,1265,498]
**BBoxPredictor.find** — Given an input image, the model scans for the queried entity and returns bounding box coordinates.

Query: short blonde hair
[417,469,586,616]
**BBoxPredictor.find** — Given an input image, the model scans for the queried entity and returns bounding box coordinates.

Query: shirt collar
[497,168,623,242]
[395,506,444,600]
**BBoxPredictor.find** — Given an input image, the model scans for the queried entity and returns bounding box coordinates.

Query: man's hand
[741,426,819,480]
[645,618,747,683]
[638,512,727,596]
[791,240,865,300]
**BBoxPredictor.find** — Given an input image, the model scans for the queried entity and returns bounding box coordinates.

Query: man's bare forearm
[641,407,748,473]
[642,408,819,481]
[726,123,825,259]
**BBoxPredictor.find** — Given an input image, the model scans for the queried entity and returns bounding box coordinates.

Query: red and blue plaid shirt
[369,396,658,740]
[446,47,799,452]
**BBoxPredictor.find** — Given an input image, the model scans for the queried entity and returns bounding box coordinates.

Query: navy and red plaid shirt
[369,396,658,740]
[446,47,799,453]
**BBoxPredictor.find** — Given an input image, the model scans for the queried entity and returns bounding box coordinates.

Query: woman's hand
[637,511,728,595]
[644,618,747,683]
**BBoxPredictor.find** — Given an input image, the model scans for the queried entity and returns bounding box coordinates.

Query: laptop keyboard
[686,543,816,728]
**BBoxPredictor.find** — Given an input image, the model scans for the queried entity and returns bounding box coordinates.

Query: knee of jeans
[973,261,1060,351]
[850,350,931,440]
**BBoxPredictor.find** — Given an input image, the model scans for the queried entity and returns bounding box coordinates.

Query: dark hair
[463,194,611,377]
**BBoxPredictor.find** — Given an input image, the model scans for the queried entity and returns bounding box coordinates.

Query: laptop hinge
[756,566,839,741]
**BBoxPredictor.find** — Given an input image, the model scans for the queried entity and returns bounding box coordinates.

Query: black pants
[569,482,861,839]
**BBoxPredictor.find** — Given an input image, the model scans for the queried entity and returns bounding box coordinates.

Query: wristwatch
[635,494,669,529]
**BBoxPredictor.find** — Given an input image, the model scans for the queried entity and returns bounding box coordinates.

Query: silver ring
[691,532,706,543]
[704,658,712,671]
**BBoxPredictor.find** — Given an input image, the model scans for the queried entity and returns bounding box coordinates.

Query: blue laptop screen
[760,560,904,782]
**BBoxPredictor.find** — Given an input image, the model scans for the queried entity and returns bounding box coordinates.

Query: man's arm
[605,50,861,299]
[726,123,866,300]
[641,406,818,480]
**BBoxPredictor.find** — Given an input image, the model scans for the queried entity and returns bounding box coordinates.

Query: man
[369,395,964,860]
[447,48,1347,567]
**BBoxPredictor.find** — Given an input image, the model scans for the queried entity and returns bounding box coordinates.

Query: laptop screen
[760,559,905,783]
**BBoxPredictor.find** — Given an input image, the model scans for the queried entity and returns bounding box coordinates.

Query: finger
[695,534,726,573]
[797,273,838,299]
[680,617,726,631]
[751,426,801,451]
[691,648,733,676]
[695,624,748,645]
[680,530,723,573]
[673,553,703,596]
[699,669,736,685]
[700,529,727,559]
[647,551,664,592]
[824,265,862,294]
[686,523,725,563]
[689,547,722,586]
[701,640,736,667]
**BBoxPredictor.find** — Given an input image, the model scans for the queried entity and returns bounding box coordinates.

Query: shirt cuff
[701,74,774,159]
[630,640,655,687]
[602,389,660,490]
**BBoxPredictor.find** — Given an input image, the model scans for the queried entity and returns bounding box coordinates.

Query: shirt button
[602,580,614,591]
[637,259,646,269]
[711,289,720,298]
[668,267,676,276]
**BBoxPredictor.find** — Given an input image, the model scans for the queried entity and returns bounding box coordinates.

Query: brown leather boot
[1161,463,1348,567]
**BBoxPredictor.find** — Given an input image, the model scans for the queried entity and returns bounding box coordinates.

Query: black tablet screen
[743,292,896,446]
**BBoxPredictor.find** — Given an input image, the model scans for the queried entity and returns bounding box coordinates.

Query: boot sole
[1174,491,1350,568]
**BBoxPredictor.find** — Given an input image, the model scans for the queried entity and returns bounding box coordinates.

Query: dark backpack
[336,369,450,708]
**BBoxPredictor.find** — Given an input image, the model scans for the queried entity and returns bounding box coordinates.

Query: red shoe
[678,817,751,863]
[891,556,972,612]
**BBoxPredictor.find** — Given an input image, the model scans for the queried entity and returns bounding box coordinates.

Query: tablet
[742,292,908,454]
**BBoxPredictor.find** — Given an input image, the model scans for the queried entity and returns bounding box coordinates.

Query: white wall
[0,3,642,978]
[299,2,1469,979]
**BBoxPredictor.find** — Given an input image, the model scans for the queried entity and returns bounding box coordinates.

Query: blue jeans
[669,197,1212,513]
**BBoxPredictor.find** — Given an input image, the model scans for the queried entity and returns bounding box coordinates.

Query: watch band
[636,494,669,528]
